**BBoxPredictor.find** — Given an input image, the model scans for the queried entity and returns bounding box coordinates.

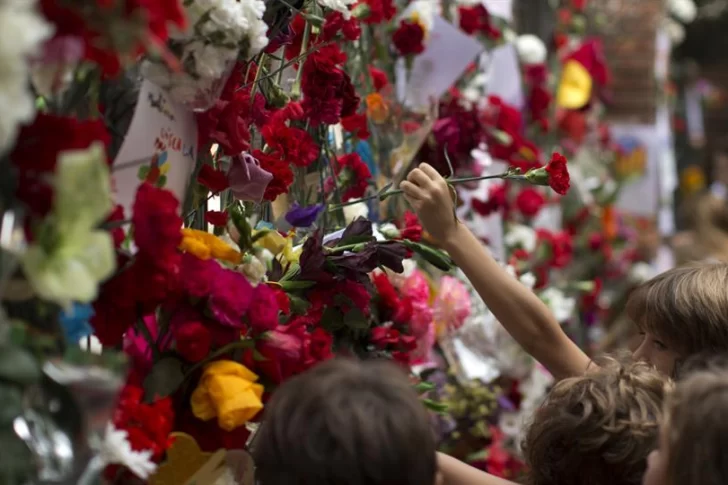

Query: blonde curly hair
[522,353,670,485]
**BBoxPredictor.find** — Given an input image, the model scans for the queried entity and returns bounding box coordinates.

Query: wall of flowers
[0,0,678,483]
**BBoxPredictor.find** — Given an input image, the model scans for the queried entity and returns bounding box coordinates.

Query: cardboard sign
[112,80,198,214]
[396,16,484,110]
[612,124,660,216]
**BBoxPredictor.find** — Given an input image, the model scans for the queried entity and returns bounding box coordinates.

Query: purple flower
[285,203,324,228]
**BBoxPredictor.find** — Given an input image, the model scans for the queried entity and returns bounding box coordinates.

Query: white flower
[100,424,157,479]
[0,0,53,155]
[403,0,436,33]
[519,272,537,289]
[668,0,697,23]
[402,259,418,278]
[504,224,537,253]
[378,222,400,238]
[343,199,370,224]
[539,288,576,323]
[515,34,547,65]
[471,143,494,168]
[317,0,356,18]
[629,262,654,283]
[663,17,686,44]
[239,254,267,285]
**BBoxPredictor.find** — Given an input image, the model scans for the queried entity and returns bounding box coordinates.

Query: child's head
[522,354,667,485]
[253,358,438,485]
[626,261,728,375]
[643,363,728,485]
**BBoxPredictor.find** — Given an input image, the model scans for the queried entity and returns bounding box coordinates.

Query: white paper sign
[396,16,484,109]
[612,124,660,217]
[112,79,198,214]
[483,0,513,21]
[484,43,525,108]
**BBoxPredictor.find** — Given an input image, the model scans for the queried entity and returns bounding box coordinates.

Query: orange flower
[366,93,390,124]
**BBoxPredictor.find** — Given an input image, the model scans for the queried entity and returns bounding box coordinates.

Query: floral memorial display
[0,0,680,483]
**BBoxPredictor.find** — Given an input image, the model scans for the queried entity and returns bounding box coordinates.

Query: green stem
[290,21,312,100]
[184,339,256,380]
[328,172,519,211]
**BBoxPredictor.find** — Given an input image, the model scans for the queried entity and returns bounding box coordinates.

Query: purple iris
[285,203,324,228]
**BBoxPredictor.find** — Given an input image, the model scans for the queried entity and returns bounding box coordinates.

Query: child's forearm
[437,453,517,485]
[441,223,590,380]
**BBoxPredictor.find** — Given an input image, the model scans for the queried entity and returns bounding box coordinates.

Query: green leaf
[422,398,449,414]
[320,307,345,332]
[403,241,455,271]
[344,308,370,330]
[278,280,316,291]
[289,296,311,315]
[252,349,267,362]
[0,345,41,386]
[137,165,150,181]
[413,381,435,394]
[157,174,167,187]
[143,357,184,402]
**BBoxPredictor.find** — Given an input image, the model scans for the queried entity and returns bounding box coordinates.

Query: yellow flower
[557,60,593,110]
[366,93,390,124]
[254,230,301,264]
[190,361,264,431]
[180,228,242,264]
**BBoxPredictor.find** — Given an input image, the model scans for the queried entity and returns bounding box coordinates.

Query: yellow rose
[190,361,264,431]
[180,229,242,265]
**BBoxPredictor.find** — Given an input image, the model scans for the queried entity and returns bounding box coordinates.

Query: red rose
[515,187,546,218]
[247,284,280,333]
[204,210,229,226]
[545,152,571,195]
[175,321,212,363]
[392,20,426,56]
[197,164,230,193]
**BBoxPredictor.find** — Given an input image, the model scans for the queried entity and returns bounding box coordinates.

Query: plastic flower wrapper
[142,0,269,111]
[21,142,116,307]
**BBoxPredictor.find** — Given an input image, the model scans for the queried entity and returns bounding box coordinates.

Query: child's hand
[400,163,459,244]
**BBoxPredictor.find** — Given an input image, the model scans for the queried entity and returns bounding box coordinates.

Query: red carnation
[528,85,552,127]
[205,210,228,226]
[392,20,426,57]
[335,152,372,201]
[356,0,397,24]
[341,113,371,140]
[132,183,183,270]
[253,149,294,201]
[515,187,546,218]
[368,67,389,91]
[175,321,212,363]
[197,164,230,193]
[545,153,570,195]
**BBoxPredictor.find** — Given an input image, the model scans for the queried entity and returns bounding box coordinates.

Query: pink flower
[208,267,254,327]
[123,315,159,375]
[401,270,431,305]
[433,276,472,331]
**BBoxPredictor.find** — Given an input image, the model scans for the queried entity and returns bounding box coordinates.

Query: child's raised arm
[401,164,590,380]
[437,452,516,485]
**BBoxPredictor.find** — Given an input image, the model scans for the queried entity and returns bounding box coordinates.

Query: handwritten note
[396,16,484,109]
[112,80,198,214]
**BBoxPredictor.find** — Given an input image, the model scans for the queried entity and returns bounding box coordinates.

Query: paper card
[684,84,706,146]
[112,79,198,214]
[396,16,484,109]
[484,43,525,108]
[483,0,513,21]
[612,124,660,217]
[654,30,671,81]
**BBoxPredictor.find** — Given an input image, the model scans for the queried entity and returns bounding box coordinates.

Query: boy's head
[644,361,728,485]
[626,262,728,375]
[253,358,438,485]
[522,354,668,485]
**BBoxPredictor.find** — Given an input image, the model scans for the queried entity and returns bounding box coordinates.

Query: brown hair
[252,358,437,485]
[522,353,668,485]
[626,261,728,357]
[664,364,728,485]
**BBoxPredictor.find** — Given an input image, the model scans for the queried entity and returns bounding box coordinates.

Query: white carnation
[100,424,157,479]
[664,17,686,44]
[0,0,53,155]
[317,0,356,18]
[515,34,547,65]
[539,288,576,323]
[504,224,537,253]
[668,0,697,23]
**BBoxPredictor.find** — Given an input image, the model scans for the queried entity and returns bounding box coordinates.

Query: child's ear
[434,470,445,485]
